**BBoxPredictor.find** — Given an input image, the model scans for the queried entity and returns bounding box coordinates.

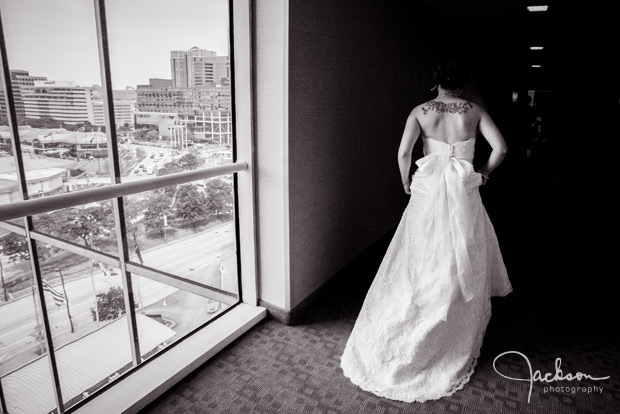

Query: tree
[30,324,47,354]
[133,129,147,140]
[174,185,208,227]
[178,153,203,171]
[117,123,131,132]
[204,178,234,218]
[66,205,114,247]
[143,193,172,237]
[156,160,183,176]
[0,232,56,263]
[0,142,13,155]
[90,286,128,322]
[133,129,158,141]
[123,197,144,240]
[145,130,159,141]
[0,233,30,263]
[36,203,114,248]
[18,116,61,129]
[81,121,96,132]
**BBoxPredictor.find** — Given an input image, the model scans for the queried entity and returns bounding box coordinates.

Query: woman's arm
[477,108,508,181]
[397,108,421,194]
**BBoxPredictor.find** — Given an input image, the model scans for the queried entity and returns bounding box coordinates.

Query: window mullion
[0,9,28,202]
[94,0,141,366]
[0,377,7,414]
[111,200,142,365]
[1,12,65,413]
[24,217,66,413]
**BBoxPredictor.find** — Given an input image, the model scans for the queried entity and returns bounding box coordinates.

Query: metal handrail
[0,161,248,221]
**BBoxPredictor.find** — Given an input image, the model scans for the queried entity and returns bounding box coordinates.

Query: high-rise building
[170,47,229,87]
[189,55,230,87]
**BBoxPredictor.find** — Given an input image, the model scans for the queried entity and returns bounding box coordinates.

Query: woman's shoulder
[413,98,481,116]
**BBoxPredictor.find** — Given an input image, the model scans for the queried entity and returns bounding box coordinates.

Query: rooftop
[2,313,175,414]
[0,155,78,174]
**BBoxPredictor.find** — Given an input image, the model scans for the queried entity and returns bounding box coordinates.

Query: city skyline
[0,0,229,90]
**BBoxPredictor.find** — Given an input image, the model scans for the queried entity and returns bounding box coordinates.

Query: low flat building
[0,152,79,201]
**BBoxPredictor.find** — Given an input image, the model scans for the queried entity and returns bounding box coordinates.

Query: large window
[0,1,251,413]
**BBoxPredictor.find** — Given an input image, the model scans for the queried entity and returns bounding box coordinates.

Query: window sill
[71,303,267,414]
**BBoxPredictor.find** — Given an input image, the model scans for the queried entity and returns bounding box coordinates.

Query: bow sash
[412,152,478,321]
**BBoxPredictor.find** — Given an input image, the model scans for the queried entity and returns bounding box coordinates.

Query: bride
[340,58,513,402]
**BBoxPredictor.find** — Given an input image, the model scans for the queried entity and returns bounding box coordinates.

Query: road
[63,143,229,186]
[0,221,237,374]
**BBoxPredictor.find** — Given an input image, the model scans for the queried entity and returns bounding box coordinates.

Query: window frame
[0,0,258,412]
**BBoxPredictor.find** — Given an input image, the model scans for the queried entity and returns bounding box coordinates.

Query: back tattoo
[421,101,473,115]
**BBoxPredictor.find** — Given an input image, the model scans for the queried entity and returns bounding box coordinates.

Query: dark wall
[286,0,517,308]
[286,0,617,320]
[287,0,437,308]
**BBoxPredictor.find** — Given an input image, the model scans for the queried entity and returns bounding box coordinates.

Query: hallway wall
[254,0,530,320]
[286,0,437,310]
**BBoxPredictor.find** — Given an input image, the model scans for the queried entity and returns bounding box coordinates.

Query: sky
[0,0,229,89]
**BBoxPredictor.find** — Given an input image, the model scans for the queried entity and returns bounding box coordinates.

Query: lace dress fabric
[340,137,512,402]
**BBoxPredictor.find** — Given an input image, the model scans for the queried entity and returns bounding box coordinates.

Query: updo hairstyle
[431,58,468,90]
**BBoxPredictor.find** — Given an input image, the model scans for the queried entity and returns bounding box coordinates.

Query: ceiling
[417,0,618,93]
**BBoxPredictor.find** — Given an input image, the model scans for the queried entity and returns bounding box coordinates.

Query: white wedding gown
[341,137,512,402]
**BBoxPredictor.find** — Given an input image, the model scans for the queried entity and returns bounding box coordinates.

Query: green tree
[178,153,203,171]
[204,178,234,218]
[90,286,128,322]
[143,193,172,237]
[174,185,208,228]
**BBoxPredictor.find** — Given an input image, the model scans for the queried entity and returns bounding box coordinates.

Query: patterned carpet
[141,175,619,414]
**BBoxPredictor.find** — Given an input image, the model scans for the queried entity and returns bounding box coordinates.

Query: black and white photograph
[0,1,617,413]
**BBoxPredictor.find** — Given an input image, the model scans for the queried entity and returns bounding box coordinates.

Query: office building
[135,78,232,142]
[92,99,135,127]
[170,47,229,87]
[0,70,47,117]
[22,80,97,125]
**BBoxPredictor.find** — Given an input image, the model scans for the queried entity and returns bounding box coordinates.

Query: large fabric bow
[411,152,477,321]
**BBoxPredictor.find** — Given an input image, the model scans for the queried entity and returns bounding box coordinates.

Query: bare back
[415,97,481,144]
[397,94,507,193]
